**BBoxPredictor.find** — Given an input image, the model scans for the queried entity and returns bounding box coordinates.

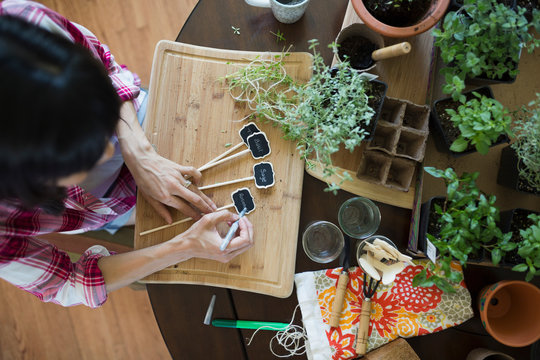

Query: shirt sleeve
[0,0,141,102]
[0,236,109,308]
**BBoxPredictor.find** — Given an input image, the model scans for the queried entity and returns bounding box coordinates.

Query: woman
[0,1,253,308]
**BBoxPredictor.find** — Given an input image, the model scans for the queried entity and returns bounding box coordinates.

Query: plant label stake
[139,188,255,236]
[198,132,271,172]
[199,162,275,190]
[199,122,261,170]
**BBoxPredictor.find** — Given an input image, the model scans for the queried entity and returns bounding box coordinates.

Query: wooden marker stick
[371,42,411,61]
[199,142,244,170]
[199,176,253,191]
[139,203,235,236]
[329,272,349,328]
[355,298,372,356]
[198,148,250,172]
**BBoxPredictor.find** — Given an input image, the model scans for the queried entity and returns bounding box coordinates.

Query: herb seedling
[270,30,286,43]
[221,40,377,193]
[446,92,512,154]
[231,26,240,35]
[513,214,540,282]
[413,167,514,292]
[510,93,540,192]
[434,0,540,100]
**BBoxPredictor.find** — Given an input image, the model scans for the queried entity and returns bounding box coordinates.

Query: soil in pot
[277,0,304,4]
[337,36,380,70]
[433,87,508,155]
[516,0,538,20]
[363,0,432,27]
[365,80,388,140]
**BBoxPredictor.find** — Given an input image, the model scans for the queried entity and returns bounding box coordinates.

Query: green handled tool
[211,319,289,331]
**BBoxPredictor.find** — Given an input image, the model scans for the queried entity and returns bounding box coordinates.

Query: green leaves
[446,93,512,155]
[223,41,377,193]
[417,167,514,291]
[510,93,540,192]
[435,0,539,100]
[513,214,540,281]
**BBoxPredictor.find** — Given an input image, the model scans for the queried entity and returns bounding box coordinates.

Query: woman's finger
[179,165,202,184]
[141,192,173,224]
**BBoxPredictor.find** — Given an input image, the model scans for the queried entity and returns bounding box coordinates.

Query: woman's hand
[116,101,216,223]
[178,210,254,263]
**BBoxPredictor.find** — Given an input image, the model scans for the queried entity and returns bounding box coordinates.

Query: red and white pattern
[0,0,141,307]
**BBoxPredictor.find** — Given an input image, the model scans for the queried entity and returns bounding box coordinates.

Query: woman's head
[0,16,121,212]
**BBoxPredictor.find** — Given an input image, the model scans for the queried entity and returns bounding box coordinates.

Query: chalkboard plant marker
[139,188,256,236]
[199,122,261,170]
[199,162,276,190]
[198,132,271,172]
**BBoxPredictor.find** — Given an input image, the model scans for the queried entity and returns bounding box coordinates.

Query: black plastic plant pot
[430,86,510,157]
[499,208,540,266]
[417,195,486,262]
[497,145,540,196]
[365,79,388,141]
[417,196,445,255]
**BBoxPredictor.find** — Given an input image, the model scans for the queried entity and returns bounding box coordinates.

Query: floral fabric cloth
[294,260,474,360]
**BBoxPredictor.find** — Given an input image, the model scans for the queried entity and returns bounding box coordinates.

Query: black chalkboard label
[231,188,255,214]
[246,132,271,159]
[239,122,261,145]
[253,162,275,189]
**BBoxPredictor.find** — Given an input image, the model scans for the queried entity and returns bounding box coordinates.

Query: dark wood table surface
[146,1,539,359]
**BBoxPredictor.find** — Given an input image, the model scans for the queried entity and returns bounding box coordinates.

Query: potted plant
[510,213,540,281]
[334,23,383,72]
[497,93,540,195]
[413,167,514,293]
[222,40,387,193]
[430,87,512,156]
[351,0,451,38]
[434,0,540,100]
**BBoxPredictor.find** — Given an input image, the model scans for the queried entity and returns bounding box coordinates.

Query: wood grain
[306,1,435,209]
[134,41,312,297]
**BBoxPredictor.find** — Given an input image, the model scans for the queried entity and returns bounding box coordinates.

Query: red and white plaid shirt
[0,0,142,307]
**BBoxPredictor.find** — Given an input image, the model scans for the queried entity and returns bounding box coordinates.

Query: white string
[245,304,308,358]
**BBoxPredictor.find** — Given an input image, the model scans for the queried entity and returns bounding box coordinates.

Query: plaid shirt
[0,0,142,307]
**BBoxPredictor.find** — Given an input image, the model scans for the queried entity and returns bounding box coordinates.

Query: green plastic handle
[211,319,289,331]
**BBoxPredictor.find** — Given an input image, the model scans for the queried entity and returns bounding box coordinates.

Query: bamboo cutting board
[134,41,312,297]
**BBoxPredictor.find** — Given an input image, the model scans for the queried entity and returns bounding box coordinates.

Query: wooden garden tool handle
[355,298,372,356]
[329,272,349,328]
[371,42,411,61]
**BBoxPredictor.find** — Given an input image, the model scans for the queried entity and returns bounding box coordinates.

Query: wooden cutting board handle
[371,42,411,61]
[355,298,372,356]
[329,272,349,328]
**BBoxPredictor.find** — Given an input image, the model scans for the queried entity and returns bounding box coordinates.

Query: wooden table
[146,1,539,359]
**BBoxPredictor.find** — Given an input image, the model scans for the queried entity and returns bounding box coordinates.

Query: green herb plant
[446,92,512,154]
[222,40,377,193]
[512,214,540,281]
[434,0,540,101]
[510,93,540,192]
[412,167,514,293]
[270,30,286,43]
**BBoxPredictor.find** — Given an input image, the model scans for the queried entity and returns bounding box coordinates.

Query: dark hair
[0,16,121,213]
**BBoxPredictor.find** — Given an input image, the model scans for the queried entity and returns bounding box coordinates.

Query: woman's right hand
[175,210,254,263]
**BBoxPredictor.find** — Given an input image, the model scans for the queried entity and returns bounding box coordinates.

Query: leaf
[512,263,528,272]
[450,138,468,152]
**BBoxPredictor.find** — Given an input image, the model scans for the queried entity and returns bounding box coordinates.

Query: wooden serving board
[134,41,312,297]
[306,1,436,209]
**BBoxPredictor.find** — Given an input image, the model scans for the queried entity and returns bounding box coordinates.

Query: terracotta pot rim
[479,280,540,347]
[351,0,451,38]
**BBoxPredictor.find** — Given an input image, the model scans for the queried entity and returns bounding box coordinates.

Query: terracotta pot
[478,280,540,347]
[351,0,451,38]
